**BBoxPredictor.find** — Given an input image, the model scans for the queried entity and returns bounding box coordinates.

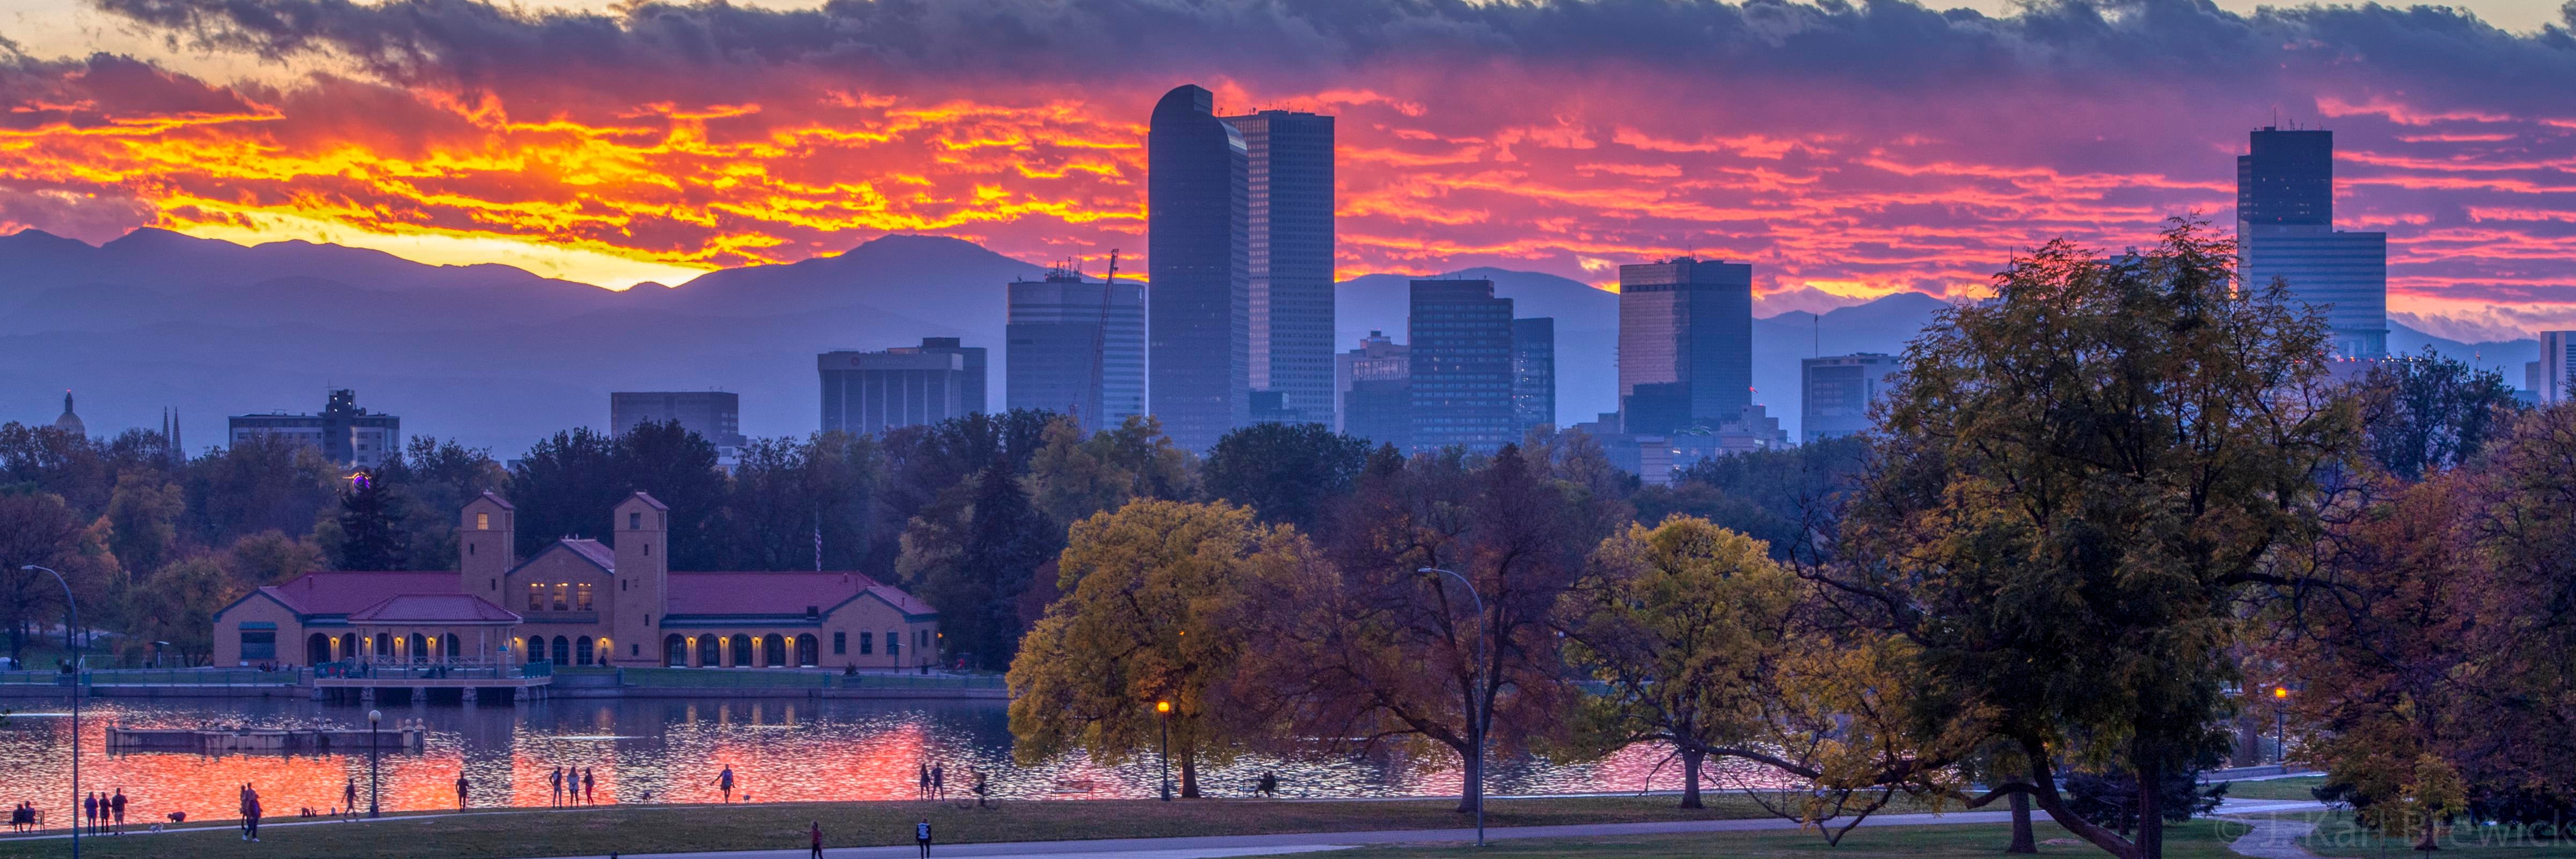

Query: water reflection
[0,698,1782,825]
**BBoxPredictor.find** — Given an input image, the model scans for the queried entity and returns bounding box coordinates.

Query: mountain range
[0,229,2538,456]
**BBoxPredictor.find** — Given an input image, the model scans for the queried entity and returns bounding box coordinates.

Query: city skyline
[0,0,2567,343]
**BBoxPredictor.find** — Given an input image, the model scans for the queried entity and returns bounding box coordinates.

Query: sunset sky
[2,0,2572,338]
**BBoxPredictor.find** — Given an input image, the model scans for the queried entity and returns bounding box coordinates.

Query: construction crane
[1079,249,1119,430]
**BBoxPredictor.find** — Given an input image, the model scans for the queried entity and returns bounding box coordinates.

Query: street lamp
[1155,700,1173,802]
[368,709,383,818]
[22,565,78,859]
[2272,686,2289,765]
[1419,566,1487,848]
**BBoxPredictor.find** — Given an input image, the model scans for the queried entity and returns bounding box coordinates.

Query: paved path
[2223,814,2323,859]
[523,799,2331,859]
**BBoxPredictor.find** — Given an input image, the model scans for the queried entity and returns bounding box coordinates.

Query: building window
[240,628,276,661]
[630,512,641,530]
[833,632,846,655]
[552,583,569,612]
[477,513,490,530]
[528,583,544,612]
[859,632,873,654]
[887,631,899,658]
[552,636,570,666]
[797,634,819,667]
[577,637,595,665]
[575,582,594,612]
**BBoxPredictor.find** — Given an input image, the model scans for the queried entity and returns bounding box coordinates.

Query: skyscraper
[1007,266,1146,432]
[610,391,745,448]
[1148,84,1250,449]
[1410,279,1517,452]
[2238,127,2389,358]
[818,339,977,435]
[1337,330,1410,448]
[1801,353,1899,442]
[913,337,987,415]
[1618,259,1753,435]
[1219,108,1336,425]
[1512,317,1556,433]
[2538,331,2576,403]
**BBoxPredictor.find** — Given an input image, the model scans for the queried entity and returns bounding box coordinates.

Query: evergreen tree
[333,471,408,571]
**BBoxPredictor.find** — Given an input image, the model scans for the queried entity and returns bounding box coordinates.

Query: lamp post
[368,709,383,818]
[2272,686,2289,765]
[1418,566,1487,848]
[21,565,77,859]
[1155,700,1173,802]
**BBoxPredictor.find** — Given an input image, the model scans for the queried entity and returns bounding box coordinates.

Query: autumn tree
[129,556,232,665]
[1024,416,1195,526]
[1006,499,1301,796]
[103,468,185,574]
[0,489,115,665]
[1555,515,1799,809]
[1826,220,2358,859]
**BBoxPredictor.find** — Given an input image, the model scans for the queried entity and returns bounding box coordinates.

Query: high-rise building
[2538,331,2576,403]
[913,337,987,415]
[1007,267,1146,432]
[1219,108,1336,425]
[2238,127,2389,358]
[1512,317,1556,433]
[1148,84,1250,449]
[818,339,979,435]
[610,391,745,448]
[1337,330,1410,449]
[1409,279,1517,452]
[1801,353,1900,442]
[1618,258,1753,435]
[229,388,401,468]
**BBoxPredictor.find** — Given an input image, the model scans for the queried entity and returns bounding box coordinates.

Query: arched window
[576,636,595,665]
[341,634,359,660]
[697,635,720,667]
[664,635,687,667]
[409,633,427,664]
[444,634,460,663]
[305,633,330,665]
[763,634,786,668]
[729,634,753,668]
[552,636,570,666]
[526,636,544,664]
[796,634,819,667]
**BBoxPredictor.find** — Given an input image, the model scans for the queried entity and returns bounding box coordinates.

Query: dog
[166,812,187,824]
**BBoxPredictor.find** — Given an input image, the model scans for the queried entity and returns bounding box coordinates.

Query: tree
[2354,347,2520,481]
[129,556,232,666]
[2062,769,2227,839]
[1826,220,2358,859]
[508,428,622,557]
[1025,416,1195,526]
[1555,516,1800,809]
[1006,499,1299,796]
[103,468,185,574]
[375,438,507,570]
[331,470,408,571]
[610,420,728,569]
[876,410,1059,569]
[1202,423,1370,531]
[1634,434,1867,562]
[182,435,339,546]
[224,530,324,592]
[0,490,111,665]
[727,432,883,570]
[908,462,1058,669]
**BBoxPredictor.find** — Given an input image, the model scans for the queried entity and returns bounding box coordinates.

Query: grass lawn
[2211,776,2325,801]
[0,794,1839,859]
[2300,811,2576,857]
[1254,818,2257,859]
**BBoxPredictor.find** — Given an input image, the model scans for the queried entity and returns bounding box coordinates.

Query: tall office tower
[818,340,977,435]
[1512,317,1556,433]
[1801,353,1901,442]
[2238,127,2389,358]
[913,337,987,414]
[610,391,746,448]
[1219,108,1336,425]
[1618,258,1753,435]
[1149,84,1250,449]
[2539,331,2576,403]
[1007,267,1146,432]
[1409,279,1517,452]
[1337,330,1410,447]
[229,388,401,468]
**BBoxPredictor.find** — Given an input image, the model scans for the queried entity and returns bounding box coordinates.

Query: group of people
[7,801,43,833]
[236,783,264,841]
[77,789,131,834]
[548,767,597,807]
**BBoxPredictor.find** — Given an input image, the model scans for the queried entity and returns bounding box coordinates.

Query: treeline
[1002,221,2562,859]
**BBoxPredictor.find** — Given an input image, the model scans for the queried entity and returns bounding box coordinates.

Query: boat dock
[106,724,426,753]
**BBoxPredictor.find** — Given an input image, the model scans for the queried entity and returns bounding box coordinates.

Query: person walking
[583,768,596,805]
[930,764,943,800]
[718,765,736,803]
[455,774,470,810]
[243,786,262,842]
[913,818,932,857]
[808,820,824,859]
[110,788,126,834]
[343,777,357,820]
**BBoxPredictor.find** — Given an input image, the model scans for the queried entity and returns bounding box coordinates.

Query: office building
[913,337,986,415]
[2238,127,2389,358]
[610,391,745,448]
[1409,279,1517,452]
[1220,108,1336,425]
[1007,267,1145,432]
[230,388,401,468]
[818,338,979,436]
[1618,259,1753,435]
[1148,84,1250,449]
[1802,353,1901,442]
[2538,331,2576,403]
[1337,330,1411,448]
[1512,317,1556,433]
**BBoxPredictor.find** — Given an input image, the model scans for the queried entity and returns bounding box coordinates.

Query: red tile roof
[348,594,521,624]
[666,572,935,618]
[259,572,457,616]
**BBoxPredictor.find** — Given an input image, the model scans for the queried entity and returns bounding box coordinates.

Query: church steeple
[51,390,84,438]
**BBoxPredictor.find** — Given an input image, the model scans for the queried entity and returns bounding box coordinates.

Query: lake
[0,697,1771,825]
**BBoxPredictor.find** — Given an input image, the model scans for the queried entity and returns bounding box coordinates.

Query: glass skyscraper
[1410,279,1517,452]
[1512,317,1556,433]
[1006,268,1146,433]
[1148,84,1250,449]
[1220,109,1336,426]
[2238,127,2389,358]
[1617,259,1753,435]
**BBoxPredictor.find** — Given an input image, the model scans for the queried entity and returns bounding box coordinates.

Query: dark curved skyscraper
[1148,84,1250,450]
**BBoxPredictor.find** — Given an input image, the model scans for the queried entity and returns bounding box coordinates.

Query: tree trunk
[2136,759,2164,859]
[2416,811,2440,850]
[1455,742,1483,813]
[1679,747,1706,810]
[2008,790,2038,853]
[1180,754,1201,798]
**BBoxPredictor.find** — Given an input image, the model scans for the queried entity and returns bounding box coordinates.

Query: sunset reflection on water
[0,698,1770,826]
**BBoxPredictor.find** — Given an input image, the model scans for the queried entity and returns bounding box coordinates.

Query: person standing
[243,786,262,842]
[917,763,930,800]
[808,820,824,859]
[550,767,564,808]
[930,765,943,800]
[82,792,97,835]
[913,818,932,858]
[455,774,470,810]
[109,789,126,834]
[583,768,596,805]
[718,765,736,803]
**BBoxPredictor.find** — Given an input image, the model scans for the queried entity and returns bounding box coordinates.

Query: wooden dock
[106,725,425,753]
